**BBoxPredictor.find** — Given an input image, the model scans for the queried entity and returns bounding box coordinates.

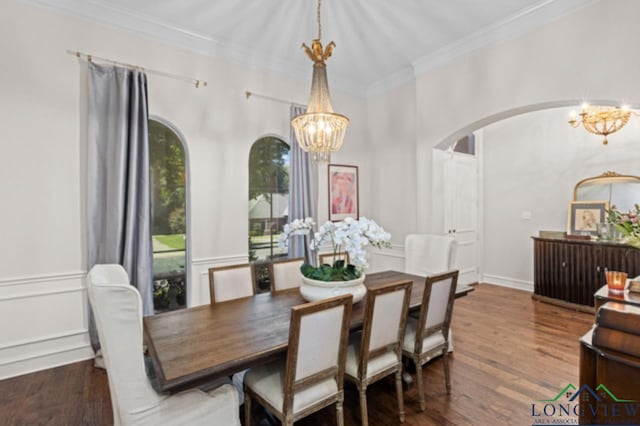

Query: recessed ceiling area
[32,0,592,94]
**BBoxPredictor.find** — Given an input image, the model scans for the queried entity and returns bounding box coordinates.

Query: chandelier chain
[317,0,322,40]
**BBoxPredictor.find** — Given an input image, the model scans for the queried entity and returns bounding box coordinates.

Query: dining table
[144,270,474,393]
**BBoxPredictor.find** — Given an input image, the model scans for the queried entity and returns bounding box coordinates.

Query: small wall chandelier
[291,0,349,163]
[568,103,634,145]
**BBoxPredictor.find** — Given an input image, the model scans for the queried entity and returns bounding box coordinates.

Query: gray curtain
[289,105,317,263]
[87,62,154,352]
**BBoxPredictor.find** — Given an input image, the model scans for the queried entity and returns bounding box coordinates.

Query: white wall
[366,0,640,284]
[413,0,640,234]
[365,80,417,272]
[0,0,367,379]
[482,106,640,290]
[5,0,640,380]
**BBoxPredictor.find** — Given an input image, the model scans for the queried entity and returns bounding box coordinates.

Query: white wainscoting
[372,246,535,293]
[191,254,249,307]
[481,273,534,292]
[0,271,93,380]
[0,254,251,380]
[0,256,531,381]
[368,244,406,273]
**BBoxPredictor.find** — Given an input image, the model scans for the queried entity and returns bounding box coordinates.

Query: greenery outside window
[248,136,290,291]
[149,119,187,312]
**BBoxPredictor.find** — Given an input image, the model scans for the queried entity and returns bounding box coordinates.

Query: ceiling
[35,0,592,95]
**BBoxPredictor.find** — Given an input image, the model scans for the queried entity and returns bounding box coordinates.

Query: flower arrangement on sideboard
[607,204,640,249]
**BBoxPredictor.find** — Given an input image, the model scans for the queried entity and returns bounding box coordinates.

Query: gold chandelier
[291,0,349,163]
[568,103,634,145]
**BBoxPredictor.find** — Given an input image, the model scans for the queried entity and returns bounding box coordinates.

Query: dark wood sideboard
[532,237,640,311]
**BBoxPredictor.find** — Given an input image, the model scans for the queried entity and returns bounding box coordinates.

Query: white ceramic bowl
[299,274,367,303]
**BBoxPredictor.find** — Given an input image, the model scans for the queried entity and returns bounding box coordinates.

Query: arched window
[149,118,188,312]
[248,137,290,291]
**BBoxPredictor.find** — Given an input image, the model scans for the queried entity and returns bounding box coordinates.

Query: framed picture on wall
[328,164,359,221]
[567,200,609,236]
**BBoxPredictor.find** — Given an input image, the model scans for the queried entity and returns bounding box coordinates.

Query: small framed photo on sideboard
[567,200,609,236]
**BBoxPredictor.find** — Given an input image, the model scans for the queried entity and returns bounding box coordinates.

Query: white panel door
[443,152,479,286]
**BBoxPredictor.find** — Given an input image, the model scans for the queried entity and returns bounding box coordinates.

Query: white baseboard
[0,331,93,380]
[482,273,533,292]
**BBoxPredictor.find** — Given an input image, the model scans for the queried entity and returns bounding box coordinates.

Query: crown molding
[412,0,595,77]
[366,66,416,98]
[25,0,594,97]
[23,0,367,96]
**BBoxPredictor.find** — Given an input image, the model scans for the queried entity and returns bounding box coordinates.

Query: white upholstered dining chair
[269,257,305,292]
[208,264,255,304]
[344,280,412,425]
[88,264,240,426]
[404,233,457,352]
[243,294,353,426]
[88,264,134,369]
[404,234,457,277]
[402,270,458,411]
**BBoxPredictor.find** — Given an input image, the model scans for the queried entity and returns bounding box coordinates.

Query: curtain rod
[66,50,207,88]
[245,91,306,109]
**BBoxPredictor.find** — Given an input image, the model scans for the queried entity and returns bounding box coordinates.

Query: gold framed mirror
[574,171,640,211]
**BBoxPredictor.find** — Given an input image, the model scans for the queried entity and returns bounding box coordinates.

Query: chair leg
[359,385,369,426]
[336,396,344,426]
[395,368,405,423]
[443,351,451,394]
[415,361,426,411]
[244,389,252,426]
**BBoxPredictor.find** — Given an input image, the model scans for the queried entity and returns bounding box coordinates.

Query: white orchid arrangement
[279,217,391,281]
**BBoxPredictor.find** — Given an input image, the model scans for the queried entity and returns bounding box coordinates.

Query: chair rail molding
[0,270,86,287]
[368,244,406,273]
[0,271,93,380]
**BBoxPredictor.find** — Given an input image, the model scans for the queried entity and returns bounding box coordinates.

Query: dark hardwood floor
[0,284,594,425]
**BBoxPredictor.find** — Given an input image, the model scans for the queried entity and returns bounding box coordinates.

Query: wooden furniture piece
[579,302,640,425]
[594,284,640,312]
[319,252,349,266]
[244,294,352,426]
[208,263,255,304]
[532,237,640,311]
[405,233,459,352]
[144,270,474,393]
[88,265,240,426]
[402,270,458,411]
[268,257,304,292]
[344,280,412,425]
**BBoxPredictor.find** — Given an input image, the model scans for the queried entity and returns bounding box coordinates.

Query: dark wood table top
[144,270,474,392]
[594,284,640,308]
